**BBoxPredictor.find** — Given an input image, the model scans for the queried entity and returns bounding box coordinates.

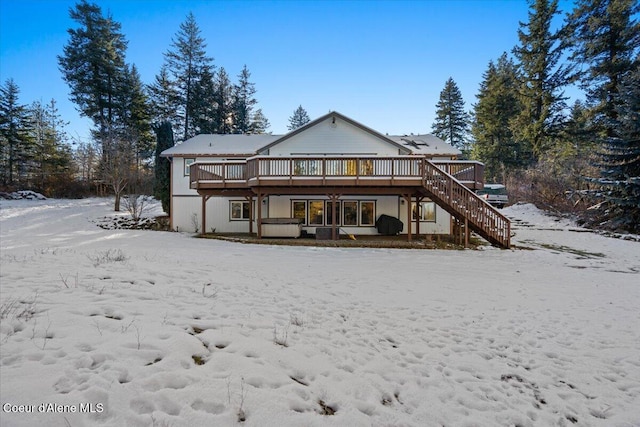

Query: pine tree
[512,0,572,160]
[565,0,640,135]
[213,67,233,134]
[147,65,179,126]
[471,54,526,181]
[58,0,128,144]
[29,99,73,195]
[0,78,33,187]
[232,65,257,134]
[119,64,154,191]
[153,121,173,215]
[597,66,640,229]
[191,67,217,134]
[288,105,310,130]
[431,77,470,150]
[249,109,270,134]
[164,12,213,141]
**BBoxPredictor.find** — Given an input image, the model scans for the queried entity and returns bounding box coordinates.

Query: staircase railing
[421,159,510,248]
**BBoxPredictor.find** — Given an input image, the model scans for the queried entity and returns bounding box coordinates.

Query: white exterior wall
[267,117,402,156]
[267,195,451,236]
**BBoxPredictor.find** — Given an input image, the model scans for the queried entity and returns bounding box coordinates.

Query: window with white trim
[412,201,436,222]
[360,201,375,226]
[184,158,195,176]
[230,201,250,220]
[292,201,307,225]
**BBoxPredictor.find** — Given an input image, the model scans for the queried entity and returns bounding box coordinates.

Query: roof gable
[258,111,412,155]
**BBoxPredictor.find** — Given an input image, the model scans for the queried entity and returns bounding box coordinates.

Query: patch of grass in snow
[192,355,206,365]
[538,243,606,259]
[317,400,336,415]
[87,249,129,267]
[0,293,38,321]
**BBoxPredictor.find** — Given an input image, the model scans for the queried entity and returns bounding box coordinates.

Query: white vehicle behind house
[477,184,509,208]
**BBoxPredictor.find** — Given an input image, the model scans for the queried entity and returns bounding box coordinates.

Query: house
[161,111,510,248]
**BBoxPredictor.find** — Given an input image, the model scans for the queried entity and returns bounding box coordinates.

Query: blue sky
[0,0,577,142]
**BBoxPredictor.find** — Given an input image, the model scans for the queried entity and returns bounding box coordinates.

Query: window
[412,201,436,222]
[343,201,358,226]
[308,201,324,225]
[359,159,374,175]
[292,201,307,225]
[360,201,375,226]
[230,201,250,220]
[184,158,195,176]
[326,201,341,225]
[292,199,375,227]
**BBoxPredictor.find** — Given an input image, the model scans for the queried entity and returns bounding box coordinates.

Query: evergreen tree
[288,105,311,130]
[163,12,213,141]
[29,99,73,195]
[119,64,154,191]
[153,121,173,215]
[147,65,179,126]
[213,67,233,134]
[512,0,572,160]
[249,109,270,134]
[431,77,470,150]
[58,0,128,145]
[0,78,33,187]
[232,65,257,134]
[191,66,217,134]
[596,66,640,228]
[471,54,526,181]
[565,0,640,135]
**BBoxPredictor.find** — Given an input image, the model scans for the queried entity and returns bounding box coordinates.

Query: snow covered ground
[0,198,638,427]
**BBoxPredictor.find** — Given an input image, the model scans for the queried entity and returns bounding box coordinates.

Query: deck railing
[245,156,427,180]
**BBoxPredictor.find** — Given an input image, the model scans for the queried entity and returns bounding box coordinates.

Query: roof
[387,134,462,156]
[161,112,460,158]
[257,111,412,155]
[160,134,281,157]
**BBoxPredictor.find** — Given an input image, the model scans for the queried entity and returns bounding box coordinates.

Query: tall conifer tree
[232,65,257,134]
[471,54,526,181]
[154,121,173,215]
[163,12,213,141]
[0,79,33,186]
[565,0,640,135]
[512,0,572,160]
[431,77,470,150]
[58,0,128,146]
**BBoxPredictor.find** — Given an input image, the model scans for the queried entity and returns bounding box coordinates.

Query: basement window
[230,201,250,220]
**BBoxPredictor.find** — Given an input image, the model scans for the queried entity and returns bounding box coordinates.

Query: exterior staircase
[421,159,511,248]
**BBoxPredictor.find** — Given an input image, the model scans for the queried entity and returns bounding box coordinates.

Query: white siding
[173,194,452,235]
[268,117,401,156]
[172,156,221,196]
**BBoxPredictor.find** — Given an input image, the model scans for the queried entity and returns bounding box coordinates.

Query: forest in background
[1,0,638,232]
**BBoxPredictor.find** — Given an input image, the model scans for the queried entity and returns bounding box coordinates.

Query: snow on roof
[160,128,459,158]
[161,134,282,157]
[387,134,462,156]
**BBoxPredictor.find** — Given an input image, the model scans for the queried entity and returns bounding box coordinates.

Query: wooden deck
[189,156,510,248]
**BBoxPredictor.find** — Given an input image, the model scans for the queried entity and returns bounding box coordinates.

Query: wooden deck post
[257,192,263,239]
[245,195,254,235]
[201,195,210,235]
[464,217,469,248]
[328,194,340,240]
[415,196,424,238]
[403,194,412,242]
